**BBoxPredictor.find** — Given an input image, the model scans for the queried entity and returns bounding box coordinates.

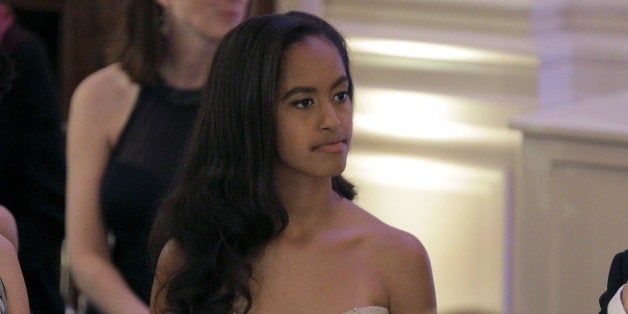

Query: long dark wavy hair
[149,11,356,313]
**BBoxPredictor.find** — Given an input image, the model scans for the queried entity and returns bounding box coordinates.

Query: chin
[315,163,347,178]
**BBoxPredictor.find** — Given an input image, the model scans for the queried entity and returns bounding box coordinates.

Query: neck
[274,171,342,239]
[159,30,219,89]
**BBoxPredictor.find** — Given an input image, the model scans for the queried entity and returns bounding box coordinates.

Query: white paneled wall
[510,98,628,313]
[276,0,628,313]
[278,1,533,312]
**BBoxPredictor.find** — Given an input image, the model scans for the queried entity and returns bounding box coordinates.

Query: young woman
[149,11,436,314]
[66,0,250,312]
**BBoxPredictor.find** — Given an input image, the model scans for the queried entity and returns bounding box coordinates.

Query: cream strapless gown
[234,305,389,313]
[342,306,389,313]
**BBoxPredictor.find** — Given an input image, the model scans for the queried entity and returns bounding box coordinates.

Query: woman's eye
[333,91,350,102]
[291,98,314,109]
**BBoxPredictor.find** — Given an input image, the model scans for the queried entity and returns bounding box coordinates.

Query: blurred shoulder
[156,239,187,274]
[0,234,16,255]
[151,239,187,313]
[71,63,139,112]
[0,206,17,249]
[69,63,140,127]
[0,234,19,277]
[0,234,29,314]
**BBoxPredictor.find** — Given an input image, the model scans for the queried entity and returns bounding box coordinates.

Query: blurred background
[6,0,628,313]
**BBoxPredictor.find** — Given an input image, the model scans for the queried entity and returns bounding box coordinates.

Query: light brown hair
[107,0,163,85]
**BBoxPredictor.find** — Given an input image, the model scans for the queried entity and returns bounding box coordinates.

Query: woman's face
[158,0,248,41]
[274,36,353,180]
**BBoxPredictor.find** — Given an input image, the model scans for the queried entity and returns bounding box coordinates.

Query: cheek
[274,117,292,153]
[274,129,288,155]
[340,106,353,133]
[274,117,308,158]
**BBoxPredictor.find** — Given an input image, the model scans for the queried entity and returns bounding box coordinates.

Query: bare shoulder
[72,63,136,103]
[0,235,30,314]
[342,202,427,258]
[0,234,16,256]
[153,239,187,293]
[151,239,186,313]
[0,235,19,273]
[0,206,17,249]
[155,239,187,274]
[69,63,139,121]
[343,203,436,312]
[68,63,140,144]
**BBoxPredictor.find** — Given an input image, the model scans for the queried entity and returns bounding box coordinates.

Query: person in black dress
[65,0,250,312]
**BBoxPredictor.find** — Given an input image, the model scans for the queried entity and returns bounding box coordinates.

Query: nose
[319,101,341,132]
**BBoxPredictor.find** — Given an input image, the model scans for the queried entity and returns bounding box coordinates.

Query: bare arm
[382,231,436,314]
[0,206,17,249]
[150,239,186,314]
[65,65,147,313]
[0,235,29,314]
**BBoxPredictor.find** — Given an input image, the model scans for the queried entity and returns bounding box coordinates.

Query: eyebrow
[281,76,348,100]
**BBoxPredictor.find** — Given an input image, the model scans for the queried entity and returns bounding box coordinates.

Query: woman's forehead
[277,36,345,85]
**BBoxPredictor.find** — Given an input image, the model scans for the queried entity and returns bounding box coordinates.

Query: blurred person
[0,205,30,314]
[600,250,628,314]
[149,11,436,313]
[65,0,250,312]
[0,2,65,312]
[0,26,29,314]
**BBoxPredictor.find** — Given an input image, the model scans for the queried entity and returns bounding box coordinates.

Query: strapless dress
[342,306,389,313]
[233,305,389,313]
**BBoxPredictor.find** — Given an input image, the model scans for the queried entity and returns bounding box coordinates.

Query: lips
[313,136,348,153]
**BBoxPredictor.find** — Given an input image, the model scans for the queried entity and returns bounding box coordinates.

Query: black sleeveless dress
[99,82,200,307]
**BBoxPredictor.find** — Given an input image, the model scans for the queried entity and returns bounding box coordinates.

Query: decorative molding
[322,0,572,108]
[510,92,628,144]
[325,0,535,34]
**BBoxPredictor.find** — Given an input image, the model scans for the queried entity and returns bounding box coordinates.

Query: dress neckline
[342,305,389,313]
[148,79,202,108]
